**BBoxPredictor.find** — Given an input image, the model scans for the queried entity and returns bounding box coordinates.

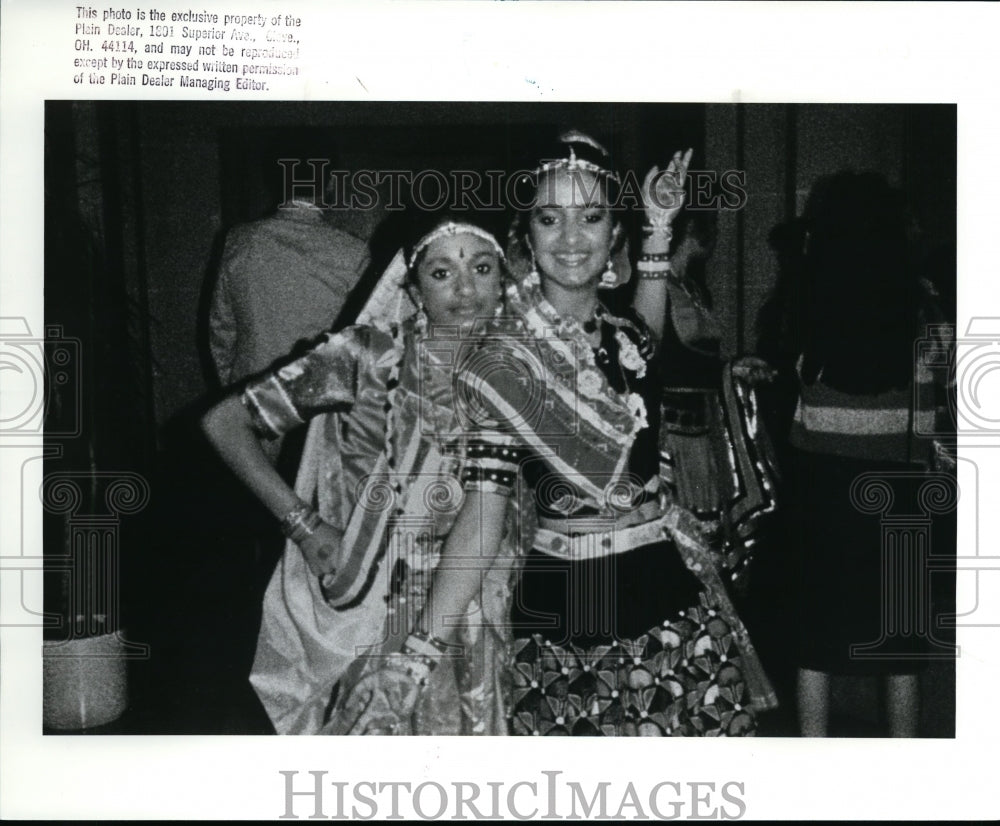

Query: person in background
[208,147,371,461]
[647,202,779,592]
[779,171,951,737]
[661,208,723,357]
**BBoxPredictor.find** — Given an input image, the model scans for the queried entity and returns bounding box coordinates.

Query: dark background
[43,101,956,735]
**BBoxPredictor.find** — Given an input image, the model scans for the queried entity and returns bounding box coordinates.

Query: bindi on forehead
[457,244,494,260]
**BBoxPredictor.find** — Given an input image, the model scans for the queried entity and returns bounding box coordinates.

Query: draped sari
[246,298,519,735]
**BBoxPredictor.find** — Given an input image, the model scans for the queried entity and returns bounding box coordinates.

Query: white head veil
[354,250,414,333]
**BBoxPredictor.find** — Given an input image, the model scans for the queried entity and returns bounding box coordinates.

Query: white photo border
[2,0,997,820]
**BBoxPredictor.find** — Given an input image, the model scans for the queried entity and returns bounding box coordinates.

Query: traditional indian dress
[456,272,777,736]
[244,252,518,735]
[658,365,780,587]
[664,270,722,358]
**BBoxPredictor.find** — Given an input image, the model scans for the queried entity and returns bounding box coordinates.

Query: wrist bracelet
[280,501,322,542]
[279,502,310,536]
[382,652,434,687]
[637,270,672,280]
[638,252,672,264]
[290,511,323,544]
[402,630,451,661]
[290,511,322,544]
[636,259,672,275]
[642,224,674,242]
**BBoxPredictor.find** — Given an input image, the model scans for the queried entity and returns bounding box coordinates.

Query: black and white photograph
[38,100,958,741]
[2,2,997,821]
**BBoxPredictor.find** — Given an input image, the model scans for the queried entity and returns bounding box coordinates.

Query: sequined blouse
[241,320,519,735]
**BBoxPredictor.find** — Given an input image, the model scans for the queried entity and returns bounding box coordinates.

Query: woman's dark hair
[510,130,622,217]
[512,130,621,208]
[507,129,626,270]
[797,171,922,394]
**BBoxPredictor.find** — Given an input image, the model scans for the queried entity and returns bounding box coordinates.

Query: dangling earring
[599,257,617,289]
[493,287,505,318]
[599,225,623,290]
[525,237,540,283]
[407,283,429,336]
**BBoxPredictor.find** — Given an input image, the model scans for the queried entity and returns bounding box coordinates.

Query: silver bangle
[279,502,321,542]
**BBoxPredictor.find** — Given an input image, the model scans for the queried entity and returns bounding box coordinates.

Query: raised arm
[633,148,692,343]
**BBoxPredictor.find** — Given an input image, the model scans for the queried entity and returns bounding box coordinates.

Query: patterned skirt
[509,592,757,737]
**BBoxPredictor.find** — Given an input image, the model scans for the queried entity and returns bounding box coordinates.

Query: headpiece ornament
[406,221,506,271]
[528,130,622,186]
[358,221,505,332]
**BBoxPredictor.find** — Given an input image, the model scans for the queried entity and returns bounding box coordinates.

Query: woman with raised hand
[334,132,776,737]
[781,172,952,737]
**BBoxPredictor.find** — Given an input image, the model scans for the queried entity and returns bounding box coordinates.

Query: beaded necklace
[517,271,650,433]
[381,313,467,617]
[382,313,419,513]
[381,312,462,514]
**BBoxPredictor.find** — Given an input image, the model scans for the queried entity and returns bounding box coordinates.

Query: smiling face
[528,167,618,293]
[412,231,503,331]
